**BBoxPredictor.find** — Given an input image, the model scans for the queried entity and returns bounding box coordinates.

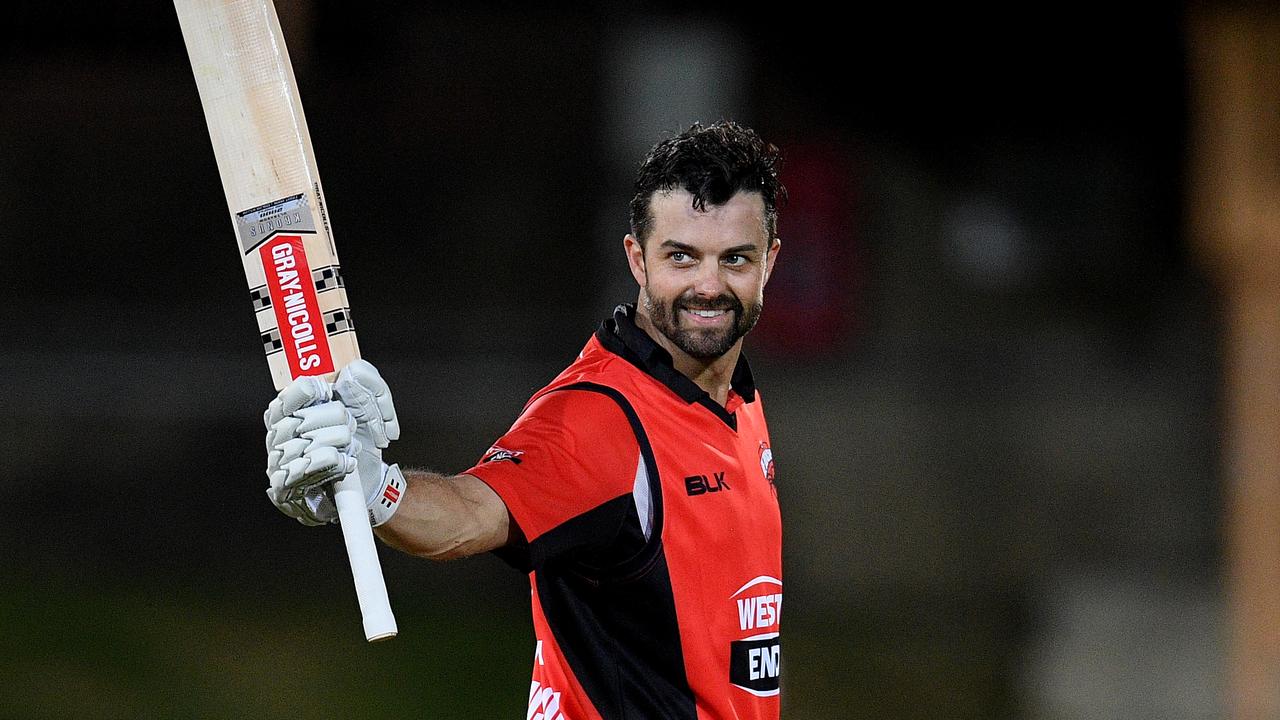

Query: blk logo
[685,471,730,496]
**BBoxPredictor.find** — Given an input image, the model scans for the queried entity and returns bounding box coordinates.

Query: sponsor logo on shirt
[529,641,567,720]
[685,471,731,496]
[729,575,782,697]
[528,680,566,720]
[482,445,524,465]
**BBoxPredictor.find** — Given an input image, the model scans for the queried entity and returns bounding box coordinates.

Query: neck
[633,303,741,407]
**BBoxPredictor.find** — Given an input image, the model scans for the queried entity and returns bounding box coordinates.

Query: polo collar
[596,303,756,428]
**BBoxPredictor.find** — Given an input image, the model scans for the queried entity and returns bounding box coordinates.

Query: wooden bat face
[175,0,358,390]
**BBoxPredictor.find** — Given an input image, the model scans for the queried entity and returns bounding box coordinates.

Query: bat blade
[175,0,396,642]
[175,0,357,390]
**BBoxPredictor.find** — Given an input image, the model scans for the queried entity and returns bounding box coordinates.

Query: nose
[690,260,728,298]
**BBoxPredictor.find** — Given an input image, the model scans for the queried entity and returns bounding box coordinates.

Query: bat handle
[332,472,398,641]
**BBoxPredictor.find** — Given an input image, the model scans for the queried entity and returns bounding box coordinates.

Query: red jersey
[466,304,782,720]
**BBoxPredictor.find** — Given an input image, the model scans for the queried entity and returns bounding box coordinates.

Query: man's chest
[638,399,782,585]
[637,400,784,705]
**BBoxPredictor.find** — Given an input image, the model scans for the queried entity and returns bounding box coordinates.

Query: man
[265,120,786,719]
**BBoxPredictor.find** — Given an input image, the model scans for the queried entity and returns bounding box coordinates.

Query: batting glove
[335,360,405,527]
[263,377,358,525]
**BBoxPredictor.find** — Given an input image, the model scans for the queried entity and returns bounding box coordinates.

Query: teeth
[690,309,724,317]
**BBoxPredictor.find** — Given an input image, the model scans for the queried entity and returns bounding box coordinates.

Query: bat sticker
[234,194,316,253]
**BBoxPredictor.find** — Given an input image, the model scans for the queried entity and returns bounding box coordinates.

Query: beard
[643,288,763,360]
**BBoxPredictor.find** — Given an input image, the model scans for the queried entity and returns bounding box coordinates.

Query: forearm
[373,470,510,561]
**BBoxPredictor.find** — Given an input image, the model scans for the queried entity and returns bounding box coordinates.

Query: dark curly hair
[629,120,786,245]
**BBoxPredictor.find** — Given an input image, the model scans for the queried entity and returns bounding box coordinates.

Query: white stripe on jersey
[633,451,653,541]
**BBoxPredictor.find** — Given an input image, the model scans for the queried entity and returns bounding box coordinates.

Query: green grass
[0,583,532,719]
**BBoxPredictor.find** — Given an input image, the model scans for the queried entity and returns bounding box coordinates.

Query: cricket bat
[174,0,396,642]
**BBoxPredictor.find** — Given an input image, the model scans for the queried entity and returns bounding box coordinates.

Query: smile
[682,307,731,324]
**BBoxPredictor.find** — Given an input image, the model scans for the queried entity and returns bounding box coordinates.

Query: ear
[623,233,647,287]
[763,238,781,286]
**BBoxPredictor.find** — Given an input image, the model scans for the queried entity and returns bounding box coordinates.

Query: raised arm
[262,360,511,561]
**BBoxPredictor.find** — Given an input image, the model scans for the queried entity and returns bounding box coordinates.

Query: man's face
[625,189,780,360]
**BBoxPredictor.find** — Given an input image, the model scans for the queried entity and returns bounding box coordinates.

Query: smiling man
[263,120,787,719]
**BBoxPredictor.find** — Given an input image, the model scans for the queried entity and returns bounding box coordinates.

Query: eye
[723,254,748,267]
[669,251,692,263]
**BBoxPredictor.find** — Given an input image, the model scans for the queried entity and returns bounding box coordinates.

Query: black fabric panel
[496,497,650,574]
[583,500,649,571]
[494,494,637,573]
[522,494,636,572]
[536,549,696,720]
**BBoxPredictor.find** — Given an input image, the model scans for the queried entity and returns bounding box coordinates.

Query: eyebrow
[658,240,761,255]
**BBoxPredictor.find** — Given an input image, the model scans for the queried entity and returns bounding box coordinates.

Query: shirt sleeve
[465,388,642,570]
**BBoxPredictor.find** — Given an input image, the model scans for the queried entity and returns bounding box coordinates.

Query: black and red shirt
[466,304,782,720]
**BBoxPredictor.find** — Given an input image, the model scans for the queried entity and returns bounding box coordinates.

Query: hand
[263,377,358,525]
[335,359,399,445]
[335,360,404,527]
[262,362,406,526]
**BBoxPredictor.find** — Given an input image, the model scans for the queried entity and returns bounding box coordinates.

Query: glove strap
[365,462,406,527]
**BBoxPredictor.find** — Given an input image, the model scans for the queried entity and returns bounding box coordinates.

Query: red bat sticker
[261,235,334,378]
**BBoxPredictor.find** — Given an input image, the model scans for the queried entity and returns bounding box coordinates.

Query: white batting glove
[335,360,405,527]
[263,378,359,525]
[262,362,406,526]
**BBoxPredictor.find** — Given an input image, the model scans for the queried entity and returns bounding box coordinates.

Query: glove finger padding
[335,360,399,447]
[264,375,331,429]
[279,445,356,495]
[266,418,341,468]
[265,402,352,466]
[274,437,311,468]
[301,424,354,453]
[293,400,355,435]
[268,467,292,500]
[265,415,303,455]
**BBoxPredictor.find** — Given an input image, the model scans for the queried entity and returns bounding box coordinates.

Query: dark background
[0,3,1222,718]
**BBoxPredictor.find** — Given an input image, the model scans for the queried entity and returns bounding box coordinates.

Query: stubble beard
[643,288,763,360]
